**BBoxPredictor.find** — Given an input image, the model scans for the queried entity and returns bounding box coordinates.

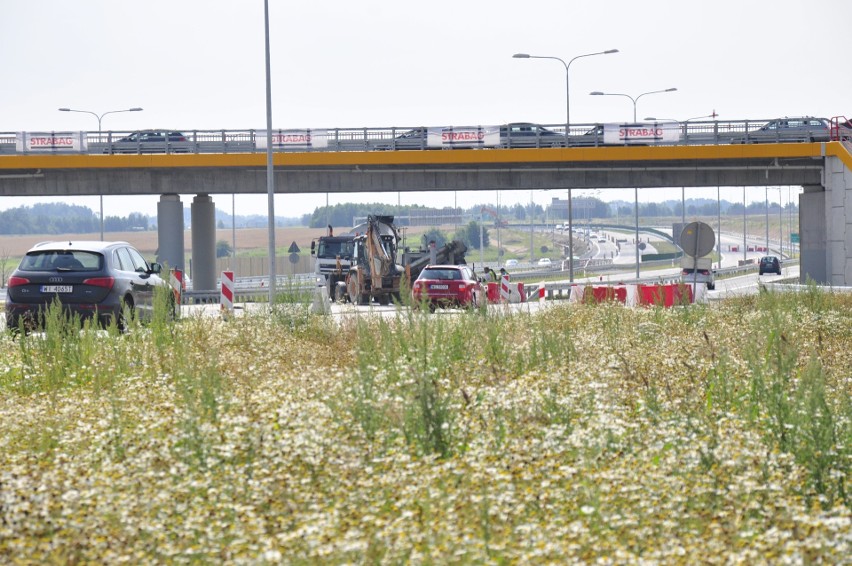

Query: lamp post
[590,88,677,122]
[58,106,143,241]
[590,87,677,277]
[513,48,618,283]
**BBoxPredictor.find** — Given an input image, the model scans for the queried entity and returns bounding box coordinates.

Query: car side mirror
[150,262,163,274]
[310,241,316,256]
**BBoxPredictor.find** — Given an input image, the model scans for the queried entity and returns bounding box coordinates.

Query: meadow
[0,289,848,564]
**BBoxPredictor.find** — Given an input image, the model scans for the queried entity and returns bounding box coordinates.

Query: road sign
[288,241,300,253]
[679,221,715,258]
[790,233,800,244]
[289,252,300,264]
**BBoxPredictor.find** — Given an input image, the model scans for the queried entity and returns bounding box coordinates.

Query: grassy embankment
[0,288,848,563]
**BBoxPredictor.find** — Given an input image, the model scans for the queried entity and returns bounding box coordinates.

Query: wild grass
[0,289,848,563]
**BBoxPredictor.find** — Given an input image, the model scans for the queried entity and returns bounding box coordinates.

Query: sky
[2,0,849,221]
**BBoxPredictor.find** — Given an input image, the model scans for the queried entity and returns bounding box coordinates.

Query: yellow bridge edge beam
[0,141,843,170]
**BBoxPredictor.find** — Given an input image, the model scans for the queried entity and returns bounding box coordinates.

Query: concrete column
[191,194,217,291]
[823,156,852,285]
[800,186,826,284]
[157,194,184,272]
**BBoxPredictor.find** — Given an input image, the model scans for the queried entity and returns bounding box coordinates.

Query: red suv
[411,265,483,311]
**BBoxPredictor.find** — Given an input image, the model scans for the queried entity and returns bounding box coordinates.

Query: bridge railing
[2,119,847,156]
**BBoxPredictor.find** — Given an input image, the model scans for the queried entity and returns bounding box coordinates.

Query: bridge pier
[823,156,852,285]
[191,194,217,291]
[802,156,852,285]
[157,194,185,273]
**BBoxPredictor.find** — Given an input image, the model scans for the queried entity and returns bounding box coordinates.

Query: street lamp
[590,87,677,277]
[58,106,143,241]
[513,48,618,283]
[589,88,677,122]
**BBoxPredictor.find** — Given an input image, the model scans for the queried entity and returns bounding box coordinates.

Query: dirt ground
[0,227,331,259]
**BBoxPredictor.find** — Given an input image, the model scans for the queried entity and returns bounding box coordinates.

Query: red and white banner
[256,129,328,149]
[16,132,87,152]
[603,123,680,145]
[427,126,500,148]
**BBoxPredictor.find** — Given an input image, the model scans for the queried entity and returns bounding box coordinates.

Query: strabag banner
[427,126,501,148]
[603,123,680,145]
[16,132,88,152]
[256,129,328,149]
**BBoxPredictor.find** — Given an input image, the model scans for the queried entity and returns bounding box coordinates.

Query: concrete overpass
[0,141,850,288]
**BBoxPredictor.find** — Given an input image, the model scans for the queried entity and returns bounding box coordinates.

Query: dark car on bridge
[5,240,172,331]
[730,117,852,144]
[500,123,564,148]
[105,130,194,154]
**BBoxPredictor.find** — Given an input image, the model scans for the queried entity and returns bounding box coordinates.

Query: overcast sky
[2,0,849,220]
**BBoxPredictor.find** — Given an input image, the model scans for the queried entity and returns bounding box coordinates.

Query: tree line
[0,203,149,235]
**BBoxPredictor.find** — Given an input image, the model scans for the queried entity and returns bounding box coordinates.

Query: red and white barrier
[169,268,183,315]
[500,274,511,303]
[539,281,546,304]
[568,282,697,307]
[220,270,235,316]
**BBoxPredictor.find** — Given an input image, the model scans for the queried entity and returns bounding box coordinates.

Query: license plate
[430,284,449,290]
[41,285,73,293]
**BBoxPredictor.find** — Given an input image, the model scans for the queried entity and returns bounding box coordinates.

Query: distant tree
[454,220,489,250]
[216,240,233,258]
[420,228,447,249]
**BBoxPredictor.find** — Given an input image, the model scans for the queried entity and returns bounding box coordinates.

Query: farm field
[0,281,849,562]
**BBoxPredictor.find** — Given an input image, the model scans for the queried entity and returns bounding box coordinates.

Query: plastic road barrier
[220,270,235,314]
[169,268,183,315]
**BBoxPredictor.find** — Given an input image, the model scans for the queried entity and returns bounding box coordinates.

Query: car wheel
[118,298,135,331]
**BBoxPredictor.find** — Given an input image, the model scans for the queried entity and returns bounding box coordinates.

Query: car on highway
[105,130,194,154]
[537,257,552,267]
[411,264,483,311]
[5,240,172,331]
[758,255,782,275]
[730,117,852,144]
[681,266,716,290]
[504,259,519,268]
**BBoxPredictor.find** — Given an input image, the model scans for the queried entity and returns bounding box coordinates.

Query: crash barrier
[568,282,698,307]
[169,269,183,316]
[486,281,527,304]
[220,271,234,315]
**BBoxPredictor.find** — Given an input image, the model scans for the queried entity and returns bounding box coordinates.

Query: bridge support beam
[191,194,217,292]
[157,194,185,273]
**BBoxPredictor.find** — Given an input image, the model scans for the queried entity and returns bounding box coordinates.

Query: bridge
[1,119,851,290]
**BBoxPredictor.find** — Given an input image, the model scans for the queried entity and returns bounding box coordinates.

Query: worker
[485,267,499,281]
[327,224,334,237]
[499,267,508,279]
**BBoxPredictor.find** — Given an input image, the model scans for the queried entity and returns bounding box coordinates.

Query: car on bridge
[5,240,172,331]
[730,117,852,144]
[105,130,194,154]
[375,123,564,150]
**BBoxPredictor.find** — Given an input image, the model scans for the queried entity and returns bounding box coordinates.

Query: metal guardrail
[2,118,847,155]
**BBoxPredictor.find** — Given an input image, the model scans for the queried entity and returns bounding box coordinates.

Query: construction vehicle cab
[346,215,403,305]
